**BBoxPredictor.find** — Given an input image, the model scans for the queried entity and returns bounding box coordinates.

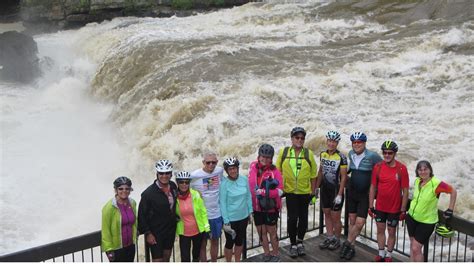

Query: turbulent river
[1,0,473,255]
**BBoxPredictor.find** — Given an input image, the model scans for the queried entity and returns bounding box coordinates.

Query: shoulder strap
[280,147,312,170]
[304,148,312,169]
[279,147,290,170]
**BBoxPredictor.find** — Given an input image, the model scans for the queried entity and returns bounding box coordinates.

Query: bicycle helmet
[258,143,275,157]
[114,176,132,188]
[350,132,367,142]
[435,223,454,238]
[381,140,398,152]
[326,130,341,142]
[175,171,192,181]
[155,159,173,173]
[291,126,306,137]
[223,157,240,171]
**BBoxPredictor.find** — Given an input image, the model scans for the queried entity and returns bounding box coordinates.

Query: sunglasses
[205,161,218,165]
[383,151,395,155]
[178,180,190,184]
[117,187,131,191]
[293,136,305,141]
[352,140,365,144]
[158,171,172,175]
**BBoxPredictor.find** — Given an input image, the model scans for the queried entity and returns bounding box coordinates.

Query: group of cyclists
[101,127,457,263]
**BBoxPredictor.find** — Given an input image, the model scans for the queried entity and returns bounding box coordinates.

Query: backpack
[279,147,312,170]
[256,174,279,211]
[374,161,404,199]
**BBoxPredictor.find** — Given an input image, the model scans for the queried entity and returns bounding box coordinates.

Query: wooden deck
[244,235,408,262]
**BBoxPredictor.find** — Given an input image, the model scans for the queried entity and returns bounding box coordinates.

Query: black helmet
[223,157,240,171]
[258,143,275,157]
[381,140,398,152]
[291,127,306,137]
[114,176,132,188]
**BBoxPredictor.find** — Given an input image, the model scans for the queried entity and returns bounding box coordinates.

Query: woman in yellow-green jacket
[175,171,210,262]
[101,176,137,262]
[406,161,457,262]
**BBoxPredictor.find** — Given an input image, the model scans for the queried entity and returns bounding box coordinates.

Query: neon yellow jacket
[176,189,210,235]
[408,176,441,224]
[276,147,317,194]
[101,197,137,252]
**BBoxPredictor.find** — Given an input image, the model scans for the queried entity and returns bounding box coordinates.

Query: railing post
[144,237,150,262]
[343,188,349,236]
[319,196,324,235]
[423,240,429,262]
[242,232,248,260]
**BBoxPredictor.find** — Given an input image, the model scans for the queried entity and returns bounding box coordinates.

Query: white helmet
[155,159,173,173]
[176,171,192,180]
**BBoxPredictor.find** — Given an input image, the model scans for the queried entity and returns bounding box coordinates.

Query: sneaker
[384,257,393,262]
[263,254,272,262]
[319,237,332,249]
[339,241,349,258]
[328,238,341,250]
[269,255,281,262]
[374,255,384,262]
[289,245,298,258]
[296,243,306,256]
[343,246,355,260]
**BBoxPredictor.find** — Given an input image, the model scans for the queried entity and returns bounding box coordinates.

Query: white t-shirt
[190,167,224,219]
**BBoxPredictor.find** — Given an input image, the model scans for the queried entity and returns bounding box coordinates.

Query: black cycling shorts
[406,214,435,244]
[374,210,400,227]
[321,183,344,211]
[347,189,369,218]
[149,231,176,260]
[253,211,279,226]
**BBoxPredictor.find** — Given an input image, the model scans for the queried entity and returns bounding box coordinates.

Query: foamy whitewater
[1,0,473,255]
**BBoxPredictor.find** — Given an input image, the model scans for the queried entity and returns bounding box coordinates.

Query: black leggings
[224,217,249,249]
[179,233,204,262]
[110,244,135,262]
[286,193,311,245]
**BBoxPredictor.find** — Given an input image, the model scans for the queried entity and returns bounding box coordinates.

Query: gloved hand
[399,211,406,221]
[223,223,236,239]
[255,189,265,196]
[443,209,454,220]
[368,207,376,218]
[334,195,342,205]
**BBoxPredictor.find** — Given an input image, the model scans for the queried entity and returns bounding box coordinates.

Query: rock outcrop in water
[0,31,41,83]
[17,0,250,31]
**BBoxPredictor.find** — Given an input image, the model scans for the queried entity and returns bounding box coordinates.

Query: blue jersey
[348,149,382,193]
[219,174,253,224]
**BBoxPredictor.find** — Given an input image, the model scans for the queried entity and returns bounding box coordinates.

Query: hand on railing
[399,211,406,221]
[368,207,377,218]
[146,233,157,245]
[106,251,115,262]
[443,208,454,220]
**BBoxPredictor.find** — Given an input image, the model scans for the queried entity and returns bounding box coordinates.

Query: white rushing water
[1,1,473,255]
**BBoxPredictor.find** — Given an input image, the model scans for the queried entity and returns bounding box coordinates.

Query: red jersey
[371,160,409,213]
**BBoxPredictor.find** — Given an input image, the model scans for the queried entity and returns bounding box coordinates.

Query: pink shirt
[248,160,283,212]
[179,195,199,236]
[118,202,135,247]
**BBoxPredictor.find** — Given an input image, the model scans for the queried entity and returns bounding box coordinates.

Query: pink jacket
[248,160,283,213]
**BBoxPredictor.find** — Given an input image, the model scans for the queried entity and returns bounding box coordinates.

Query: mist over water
[1,0,473,255]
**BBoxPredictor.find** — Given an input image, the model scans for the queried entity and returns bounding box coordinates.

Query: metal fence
[1,195,472,262]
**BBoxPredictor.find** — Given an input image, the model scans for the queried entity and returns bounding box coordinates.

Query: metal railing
[1,194,472,262]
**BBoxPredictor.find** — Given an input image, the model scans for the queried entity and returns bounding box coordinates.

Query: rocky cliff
[19,0,251,30]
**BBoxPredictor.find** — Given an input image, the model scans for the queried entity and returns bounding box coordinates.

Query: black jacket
[138,181,178,235]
